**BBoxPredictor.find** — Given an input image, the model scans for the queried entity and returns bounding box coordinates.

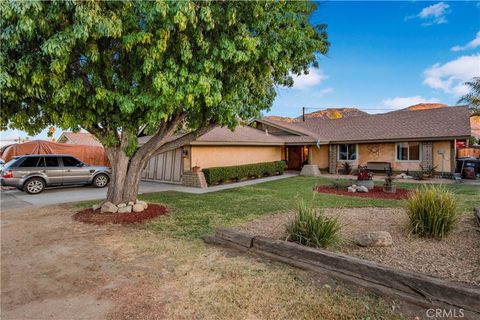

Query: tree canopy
[1,1,328,203]
[1,1,328,146]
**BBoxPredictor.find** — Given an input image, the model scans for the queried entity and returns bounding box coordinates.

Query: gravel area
[236,207,480,286]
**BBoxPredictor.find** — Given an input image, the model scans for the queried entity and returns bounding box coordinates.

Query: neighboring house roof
[57,132,102,146]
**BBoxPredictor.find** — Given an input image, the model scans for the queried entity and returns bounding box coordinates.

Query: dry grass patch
[127,231,402,320]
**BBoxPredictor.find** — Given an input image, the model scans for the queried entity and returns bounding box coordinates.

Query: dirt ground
[237,207,480,286]
[1,204,409,320]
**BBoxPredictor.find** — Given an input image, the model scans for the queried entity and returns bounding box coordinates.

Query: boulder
[356,186,369,193]
[118,205,132,213]
[101,201,118,213]
[300,164,321,177]
[132,204,145,212]
[355,231,393,247]
[395,175,403,179]
[135,200,148,210]
[117,203,127,208]
[404,175,413,179]
[347,187,356,193]
[128,201,134,206]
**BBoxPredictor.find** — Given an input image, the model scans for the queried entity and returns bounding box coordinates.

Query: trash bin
[456,157,480,179]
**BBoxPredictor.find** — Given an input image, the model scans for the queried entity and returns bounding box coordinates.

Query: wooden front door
[287,147,302,170]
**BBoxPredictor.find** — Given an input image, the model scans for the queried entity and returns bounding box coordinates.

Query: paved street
[0,173,297,210]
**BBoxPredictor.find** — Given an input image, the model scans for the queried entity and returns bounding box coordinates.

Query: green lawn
[140,176,479,239]
[75,175,479,319]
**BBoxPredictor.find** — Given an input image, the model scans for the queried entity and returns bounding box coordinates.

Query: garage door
[141,148,183,184]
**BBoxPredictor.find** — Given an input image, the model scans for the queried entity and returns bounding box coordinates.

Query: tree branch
[153,121,217,155]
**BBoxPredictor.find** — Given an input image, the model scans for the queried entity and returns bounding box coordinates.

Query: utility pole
[302,107,305,122]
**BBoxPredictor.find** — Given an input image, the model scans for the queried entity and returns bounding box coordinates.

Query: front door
[287,147,302,170]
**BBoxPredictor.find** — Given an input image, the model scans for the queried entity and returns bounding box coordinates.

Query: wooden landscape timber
[204,228,480,316]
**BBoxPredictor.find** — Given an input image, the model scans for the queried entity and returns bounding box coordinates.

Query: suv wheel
[93,174,109,188]
[24,178,45,194]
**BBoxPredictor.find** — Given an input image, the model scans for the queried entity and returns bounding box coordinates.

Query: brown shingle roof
[289,106,471,143]
[58,132,102,146]
[192,126,284,145]
[140,106,471,147]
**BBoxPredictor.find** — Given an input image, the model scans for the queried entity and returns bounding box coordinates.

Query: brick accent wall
[328,144,337,174]
[181,171,208,188]
[421,142,433,168]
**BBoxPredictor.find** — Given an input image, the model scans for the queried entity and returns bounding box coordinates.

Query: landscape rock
[355,231,393,247]
[132,204,145,212]
[356,186,369,193]
[128,201,134,206]
[300,164,321,177]
[101,201,118,213]
[395,175,403,179]
[117,203,127,208]
[117,205,132,213]
[347,187,356,193]
[136,200,148,209]
[404,175,413,179]
[92,203,102,211]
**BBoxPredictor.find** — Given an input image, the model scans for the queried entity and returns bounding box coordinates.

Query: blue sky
[1,1,479,141]
[270,0,480,117]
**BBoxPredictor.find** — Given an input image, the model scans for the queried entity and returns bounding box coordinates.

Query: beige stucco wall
[190,145,283,169]
[310,146,329,169]
[432,141,452,173]
[329,141,453,173]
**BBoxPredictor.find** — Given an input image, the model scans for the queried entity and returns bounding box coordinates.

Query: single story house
[140,105,471,186]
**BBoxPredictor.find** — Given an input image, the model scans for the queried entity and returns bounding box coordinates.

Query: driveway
[0,173,297,210]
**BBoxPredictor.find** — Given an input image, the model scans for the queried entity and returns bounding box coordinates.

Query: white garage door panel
[141,148,183,184]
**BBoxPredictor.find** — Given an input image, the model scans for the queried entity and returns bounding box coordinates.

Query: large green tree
[1,1,328,204]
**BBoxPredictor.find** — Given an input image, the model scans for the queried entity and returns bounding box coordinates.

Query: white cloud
[423,54,480,96]
[291,68,328,89]
[382,96,440,110]
[406,2,450,26]
[451,31,480,52]
[312,87,334,97]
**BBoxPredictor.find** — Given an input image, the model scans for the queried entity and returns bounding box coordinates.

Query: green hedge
[203,160,286,185]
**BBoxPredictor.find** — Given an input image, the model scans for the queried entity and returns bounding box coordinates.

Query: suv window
[19,156,42,167]
[44,157,59,167]
[62,156,81,167]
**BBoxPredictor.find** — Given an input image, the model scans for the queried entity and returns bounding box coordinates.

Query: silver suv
[0,154,111,194]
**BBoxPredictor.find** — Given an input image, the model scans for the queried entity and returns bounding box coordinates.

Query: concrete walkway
[0,173,298,210]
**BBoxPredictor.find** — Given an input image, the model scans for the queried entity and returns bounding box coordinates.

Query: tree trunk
[104,146,147,205]
[98,119,216,205]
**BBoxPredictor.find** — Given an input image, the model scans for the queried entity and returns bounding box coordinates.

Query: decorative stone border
[205,228,480,316]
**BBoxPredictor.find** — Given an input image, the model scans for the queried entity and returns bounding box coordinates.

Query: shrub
[202,160,286,185]
[330,179,351,190]
[341,161,352,175]
[357,165,372,180]
[286,199,342,248]
[406,185,459,239]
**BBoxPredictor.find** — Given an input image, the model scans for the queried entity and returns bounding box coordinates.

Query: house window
[396,142,420,161]
[338,144,357,161]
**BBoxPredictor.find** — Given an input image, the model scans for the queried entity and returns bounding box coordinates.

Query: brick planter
[181,171,207,188]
